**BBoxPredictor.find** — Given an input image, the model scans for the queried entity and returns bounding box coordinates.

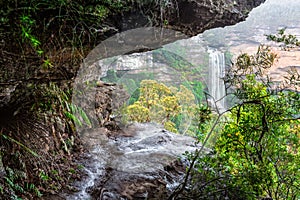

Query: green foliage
[126,80,178,128]
[126,102,150,122]
[128,89,140,105]
[215,76,300,199]
[0,82,88,198]
[182,81,204,103]
[0,0,134,64]
[121,79,138,95]
[39,170,50,182]
[101,69,154,98]
[160,50,189,70]
[124,80,201,134]
[224,49,233,67]
[4,169,24,195]
[164,120,178,133]
[3,167,42,199]
[33,83,91,131]
[20,15,40,47]
[101,70,119,83]
[178,37,300,199]
[25,183,42,197]
[267,28,300,50]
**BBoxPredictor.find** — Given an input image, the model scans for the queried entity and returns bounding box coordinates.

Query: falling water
[207,48,226,112]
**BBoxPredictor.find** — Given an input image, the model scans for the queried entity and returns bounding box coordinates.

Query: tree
[171,42,300,199]
[215,74,300,199]
[125,80,201,134]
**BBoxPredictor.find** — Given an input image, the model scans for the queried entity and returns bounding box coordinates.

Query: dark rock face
[94,82,130,129]
[119,0,266,36]
[72,81,130,131]
[90,159,185,200]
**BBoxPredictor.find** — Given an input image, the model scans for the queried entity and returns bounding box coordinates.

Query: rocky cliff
[0,0,266,110]
[0,0,266,198]
[118,0,266,36]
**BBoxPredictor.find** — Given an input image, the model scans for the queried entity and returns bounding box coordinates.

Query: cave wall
[118,0,266,36]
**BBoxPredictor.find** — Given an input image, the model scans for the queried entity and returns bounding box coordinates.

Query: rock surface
[66,123,203,200]
[119,0,266,36]
[72,81,130,133]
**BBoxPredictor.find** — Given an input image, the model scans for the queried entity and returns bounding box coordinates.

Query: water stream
[207,48,226,112]
[64,123,200,199]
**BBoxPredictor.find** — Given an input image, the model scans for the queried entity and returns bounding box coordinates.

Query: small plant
[25,183,42,197]
[39,170,50,182]
[20,15,41,49]
[33,83,91,130]
[69,168,76,174]
[77,164,84,170]
[4,168,24,198]
[1,134,39,157]
[266,28,300,50]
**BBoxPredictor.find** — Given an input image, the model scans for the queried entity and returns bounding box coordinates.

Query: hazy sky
[200,0,300,47]
[244,0,300,30]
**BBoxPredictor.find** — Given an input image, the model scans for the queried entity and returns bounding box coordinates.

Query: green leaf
[79,108,91,126]
[65,111,82,127]
[2,135,39,157]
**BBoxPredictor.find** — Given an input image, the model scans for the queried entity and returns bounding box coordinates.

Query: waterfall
[207,48,226,112]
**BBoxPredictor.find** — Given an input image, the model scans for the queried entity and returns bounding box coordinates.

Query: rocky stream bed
[45,123,203,200]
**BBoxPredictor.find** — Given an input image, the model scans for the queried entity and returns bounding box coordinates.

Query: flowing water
[207,48,226,112]
[64,124,200,199]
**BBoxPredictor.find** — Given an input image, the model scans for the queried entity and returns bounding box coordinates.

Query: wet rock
[66,123,206,200]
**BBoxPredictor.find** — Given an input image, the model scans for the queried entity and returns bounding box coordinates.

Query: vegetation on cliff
[0,0,278,199]
[0,1,137,198]
[171,35,300,200]
[124,79,200,134]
